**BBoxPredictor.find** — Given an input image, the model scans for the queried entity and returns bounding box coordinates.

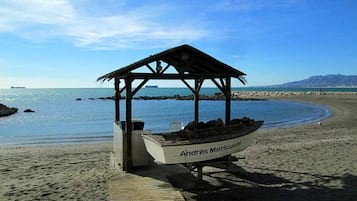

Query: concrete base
[113,121,152,168]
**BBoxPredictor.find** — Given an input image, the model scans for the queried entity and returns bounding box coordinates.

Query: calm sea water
[0,87,348,145]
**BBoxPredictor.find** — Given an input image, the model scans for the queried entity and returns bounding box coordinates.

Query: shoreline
[0,101,330,147]
[1,92,337,146]
[1,93,356,200]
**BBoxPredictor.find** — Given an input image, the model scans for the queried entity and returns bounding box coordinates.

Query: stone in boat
[143,120,263,164]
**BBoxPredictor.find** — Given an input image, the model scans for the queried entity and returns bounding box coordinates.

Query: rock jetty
[0,103,18,117]
[85,93,264,101]
[79,91,357,102]
[232,91,357,98]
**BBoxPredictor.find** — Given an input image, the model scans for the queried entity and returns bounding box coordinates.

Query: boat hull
[142,128,259,164]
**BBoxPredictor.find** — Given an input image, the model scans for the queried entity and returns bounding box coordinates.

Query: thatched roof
[97,44,246,84]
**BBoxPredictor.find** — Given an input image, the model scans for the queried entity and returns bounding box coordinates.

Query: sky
[0,0,356,88]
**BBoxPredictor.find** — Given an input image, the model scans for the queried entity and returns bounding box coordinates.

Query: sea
[1,87,355,146]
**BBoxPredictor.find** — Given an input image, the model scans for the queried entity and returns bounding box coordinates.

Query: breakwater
[79,93,264,101]
[80,91,357,102]
[233,91,357,98]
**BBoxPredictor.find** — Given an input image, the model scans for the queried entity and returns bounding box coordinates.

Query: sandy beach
[1,93,356,200]
[0,143,115,200]
[182,93,357,201]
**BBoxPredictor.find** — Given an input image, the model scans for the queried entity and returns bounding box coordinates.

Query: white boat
[143,121,263,164]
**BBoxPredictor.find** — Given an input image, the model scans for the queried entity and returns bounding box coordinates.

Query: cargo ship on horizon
[10,86,26,89]
[145,85,158,88]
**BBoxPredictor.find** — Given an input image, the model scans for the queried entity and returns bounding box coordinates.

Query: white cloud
[0,0,208,49]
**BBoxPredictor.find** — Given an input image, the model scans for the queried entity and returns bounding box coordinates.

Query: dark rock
[84,94,265,102]
[184,121,197,131]
[0,103,18,117]
[97,96,114,100]
[196,121,206,129]
[76,98,82,101]
[24,109,35,113]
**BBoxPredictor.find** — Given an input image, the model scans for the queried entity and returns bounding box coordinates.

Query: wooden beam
[211,78,224,93]
[131,78,149,96]
[194,79,205,123]
[118,73,237,80]
[145,64,156,74]
[219,78,227,95]
[197,79,204,92]
[197,165,203,182]
[181,79,195,94]
[194,79,199,123]
[124,77,133,171]
[114,78,120,122]
[225,77,231,125]
[119,85,126,94]
[159,63,170,74]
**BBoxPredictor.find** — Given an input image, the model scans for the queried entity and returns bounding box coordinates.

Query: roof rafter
[97,44,246,84]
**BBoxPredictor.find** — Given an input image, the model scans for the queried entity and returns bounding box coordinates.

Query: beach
[1,93,356,200]
[0,143,115,200]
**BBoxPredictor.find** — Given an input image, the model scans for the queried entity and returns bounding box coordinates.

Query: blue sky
[0,0,356,88]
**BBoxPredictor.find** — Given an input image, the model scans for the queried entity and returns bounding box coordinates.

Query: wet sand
[0,93,356,200]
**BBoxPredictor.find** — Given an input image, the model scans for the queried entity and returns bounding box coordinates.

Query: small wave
[261,105,331,129]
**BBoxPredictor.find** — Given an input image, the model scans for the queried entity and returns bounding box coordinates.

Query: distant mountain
[274,74,357,87]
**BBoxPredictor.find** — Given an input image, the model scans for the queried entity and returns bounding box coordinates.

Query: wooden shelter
[97,44,246,171]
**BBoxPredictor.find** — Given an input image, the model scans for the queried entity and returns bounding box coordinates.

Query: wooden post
[196,165,203,182]
[225,77,231,125]
[124,77,133,171]
[114,78,120,122]
[194,79,200,123]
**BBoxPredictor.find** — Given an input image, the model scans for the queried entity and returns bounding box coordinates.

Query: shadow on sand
[128,156,356,201]
[164,162,357,201]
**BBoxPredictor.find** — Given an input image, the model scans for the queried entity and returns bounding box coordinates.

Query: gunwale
[144,121,264,147]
